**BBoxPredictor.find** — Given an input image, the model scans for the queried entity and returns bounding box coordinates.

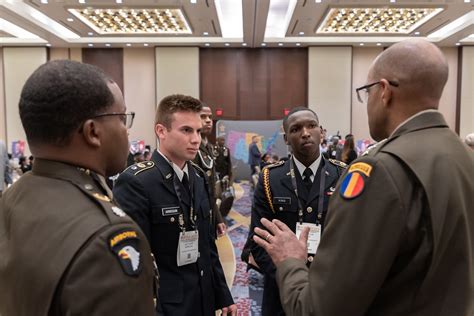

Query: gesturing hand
[253,218,309,265]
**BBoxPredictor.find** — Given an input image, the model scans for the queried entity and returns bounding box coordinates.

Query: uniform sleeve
[276,155,412,316]
[210,231,234,308]
[113,172,151,239]
[56,224,156,316]
[249,173,277,278]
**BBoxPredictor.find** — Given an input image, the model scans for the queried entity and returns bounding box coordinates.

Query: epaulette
[329,159,347,169]
[189,161,205,176]
[262,160,285,171]
[124,161,155,176]
[361,138,387,156]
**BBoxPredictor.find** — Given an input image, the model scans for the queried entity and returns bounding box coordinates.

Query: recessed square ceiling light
[143,43,149,46]
[126,43,131,46]
[205,43,210,46]
[261,43,266,46]
[296,42,301,46]
[41,0,48,3]
[203,31,209,36]
[69,8,192,34]
[242,42,247,46]
[317,7,443,34]
[299,31,305,35]
[88,32,93,36]
[105,43,111,47]
[67,18,74,22]
[278,42,283,46]
[88,43,93,47]
[79,0,86,3]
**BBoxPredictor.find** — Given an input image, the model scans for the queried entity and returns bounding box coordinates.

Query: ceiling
[0,0,472,48]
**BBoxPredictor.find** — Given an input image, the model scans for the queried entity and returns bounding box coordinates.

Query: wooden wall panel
[239,49,269,120]
[82,48,124,93]
[200,48,307,120]
[269,49,307,119]
[200,49,238,117]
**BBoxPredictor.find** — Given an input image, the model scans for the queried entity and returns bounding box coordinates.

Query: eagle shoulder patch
[109,230,142,277]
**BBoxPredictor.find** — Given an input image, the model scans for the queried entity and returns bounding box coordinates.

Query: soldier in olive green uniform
[0,60,158,316]
[253,39,474,315]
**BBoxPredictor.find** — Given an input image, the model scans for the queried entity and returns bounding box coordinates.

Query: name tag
[296,223,321,255]
[177,230,199,266]
[273,197,291,204]
[162,206,180,216]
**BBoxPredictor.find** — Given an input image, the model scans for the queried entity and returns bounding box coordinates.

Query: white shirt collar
[293,154,321,182]
[157,149,189,181]
[390,109,438,138]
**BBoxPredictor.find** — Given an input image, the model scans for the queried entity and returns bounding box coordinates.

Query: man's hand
[253,218,309,265]
[221,303,237,315]
[216,223,227,237]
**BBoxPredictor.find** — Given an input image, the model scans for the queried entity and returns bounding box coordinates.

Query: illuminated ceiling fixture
[215,0,243,38]
[428,11,474,40]
[460,33,474,43]
[265,0,297,38]
[317,7,443,34]
[68,8,192,34]
[0,17,41,39]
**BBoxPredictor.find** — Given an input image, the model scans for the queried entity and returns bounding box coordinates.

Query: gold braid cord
[263,167,275,213]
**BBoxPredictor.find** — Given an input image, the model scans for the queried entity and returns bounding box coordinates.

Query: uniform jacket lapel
[152,151,177,197]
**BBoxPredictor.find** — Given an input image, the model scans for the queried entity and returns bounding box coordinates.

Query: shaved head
[370,39,448,104]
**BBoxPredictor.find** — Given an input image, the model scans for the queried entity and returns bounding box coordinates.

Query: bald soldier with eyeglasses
[254,39,474,316]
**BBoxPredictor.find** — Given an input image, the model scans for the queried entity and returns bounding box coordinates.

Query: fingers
[299,226,310,245]
[272,218,293,233]
[253,234,269,250]
[221,307,228,315]
[260,218,282,236]
[254,226,270,240]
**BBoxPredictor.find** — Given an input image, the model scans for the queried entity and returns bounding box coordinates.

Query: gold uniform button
[170,217,175,223]
[307,256,314,263]
[307,206,313,213]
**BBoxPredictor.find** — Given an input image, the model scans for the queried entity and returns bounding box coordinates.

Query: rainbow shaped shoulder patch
[340,171,366,199]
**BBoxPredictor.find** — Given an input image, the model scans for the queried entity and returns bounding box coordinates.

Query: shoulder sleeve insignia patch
[109,230,142,277]
[328,159,347,168]
[340,171,365,199]
[348,162,372,177]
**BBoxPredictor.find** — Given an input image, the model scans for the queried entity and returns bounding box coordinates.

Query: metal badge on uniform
[112,206,126,217]
[177,230,199,267]
[109,230,142,276]
[340,171,366,199]
[161,206,180,216]
[296,223,321,255]
[93,192,111,202]
[273,197,291,204]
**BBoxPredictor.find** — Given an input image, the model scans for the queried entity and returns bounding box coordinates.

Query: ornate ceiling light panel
[68,8,192,35]
[317,7,443,34]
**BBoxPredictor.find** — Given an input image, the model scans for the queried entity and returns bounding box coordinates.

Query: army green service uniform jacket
[276,111,474,315]
[0,159,157,316]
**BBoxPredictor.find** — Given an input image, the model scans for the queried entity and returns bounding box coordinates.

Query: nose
[191,131,201,144]
[302,127,310,137]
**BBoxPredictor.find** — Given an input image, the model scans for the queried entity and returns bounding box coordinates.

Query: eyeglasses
[92,112,135,129]
[356,80,399,103]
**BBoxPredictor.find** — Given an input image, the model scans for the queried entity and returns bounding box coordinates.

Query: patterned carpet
[225,181,264,315]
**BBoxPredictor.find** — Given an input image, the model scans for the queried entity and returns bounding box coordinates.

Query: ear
[81,119,101,148]
[380,79,393,107]
[283,133,289,145]
[155,123,167,140]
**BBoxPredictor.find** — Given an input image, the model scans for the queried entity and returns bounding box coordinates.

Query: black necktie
[181,172,191,203]
[303,168,313,192]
